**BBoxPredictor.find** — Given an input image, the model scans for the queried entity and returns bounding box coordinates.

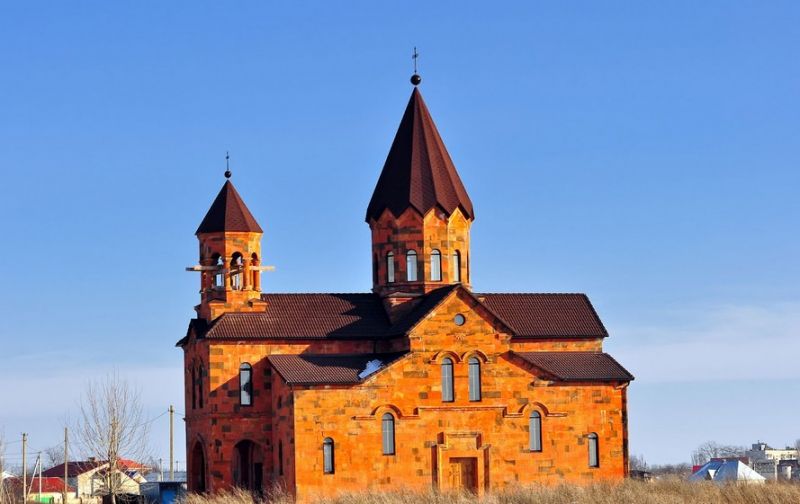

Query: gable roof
[514,352,634,382]
[5,477,76,494]
[199,293,392,340]
[196,180,262,234]
[478,293,608,338]
[180,288,611,344]
[42,461,102,478]
[366,88,474,222]
[269,352,407,385]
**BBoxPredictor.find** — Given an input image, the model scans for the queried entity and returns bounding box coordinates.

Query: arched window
[323,438,335,474]
[529,411,542,452]
[198,364,204,409]
[406,250,418,281]
[386,252,395,283]
[381,413,396,455]
[230,253,243,290]
[468,357,481,401]
[451,251,461,282]
[239,363,253,406]
[441,358,454,402]
[213,255,225,288]
[430,250,442,281]
[588,433,599,467]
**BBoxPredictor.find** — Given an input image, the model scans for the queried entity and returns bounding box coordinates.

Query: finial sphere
[224,170,232,179]
[410,74,422,86]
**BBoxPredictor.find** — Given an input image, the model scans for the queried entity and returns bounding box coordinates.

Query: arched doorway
[190,441,206,492]
[233,440,264,492]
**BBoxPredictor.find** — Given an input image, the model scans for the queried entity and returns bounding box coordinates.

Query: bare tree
[629,454,648,472]
[74,374,151,504]
[43,445,64,471]
[691,441,745,465]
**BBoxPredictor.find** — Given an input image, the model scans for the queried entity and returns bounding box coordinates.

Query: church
[177,74,633,501]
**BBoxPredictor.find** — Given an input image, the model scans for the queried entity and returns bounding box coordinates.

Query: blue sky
[1,1,798,467]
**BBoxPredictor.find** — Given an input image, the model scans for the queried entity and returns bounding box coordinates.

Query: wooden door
[449,457,478,493]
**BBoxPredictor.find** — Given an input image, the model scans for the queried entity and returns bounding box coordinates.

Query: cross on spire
[224,151,231,179]
[410,47,422,86]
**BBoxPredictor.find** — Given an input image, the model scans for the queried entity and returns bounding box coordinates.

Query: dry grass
[182,479,800,504]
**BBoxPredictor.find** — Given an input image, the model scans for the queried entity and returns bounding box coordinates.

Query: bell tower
[189,162,267,321]
[366,74,474,320]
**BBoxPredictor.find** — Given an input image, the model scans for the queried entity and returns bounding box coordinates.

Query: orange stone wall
[197,231,264,321]
[286,290,628,501]
[369,208,472,298]
[184,338,376,493]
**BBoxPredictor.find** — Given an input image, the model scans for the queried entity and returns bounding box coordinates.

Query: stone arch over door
[233,440,265,492]
[190,440,207,492]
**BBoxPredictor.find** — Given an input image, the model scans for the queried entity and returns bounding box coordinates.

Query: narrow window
[250,253,260,289]
[191,368,197,409]
[529,411,542,452]
[373,254,378,285]
[588,433,599,467]
[278,441,283,476]
[230,253,243,290]
[198,364,204,409]
[213,255,225,288]
[451,251,461,282]
[441,358,454,402]
[406,250,418,281]
[323,438,335,474]
[468,357,481,401]
[382,413,396,455]
[430,250,442,281]
[387,252,395,283]
[239,363,253,406]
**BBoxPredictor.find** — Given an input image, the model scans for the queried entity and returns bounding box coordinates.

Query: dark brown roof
[196,180,262,234]
[202,293,392,340]
[478,294,608,338]
[269,353,407,384]
[42,461,101,478]
[514,352,634,382]
[366,88,474,222]
[179,288,611,344]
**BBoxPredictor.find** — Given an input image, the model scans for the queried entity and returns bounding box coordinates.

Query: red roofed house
[42,459,148,500]
[5,477,76,503]
[179,77,634,501]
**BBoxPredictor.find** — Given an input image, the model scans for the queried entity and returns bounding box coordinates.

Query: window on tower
[213,255,224,289]
[386,252,395,283]
[430,250,442,281]
[231,253,243,290]
[406,250,418,282]
[452,251,462,283]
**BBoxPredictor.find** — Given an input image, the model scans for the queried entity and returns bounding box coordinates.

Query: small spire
[410,47,421,86]
[224,151,231,179]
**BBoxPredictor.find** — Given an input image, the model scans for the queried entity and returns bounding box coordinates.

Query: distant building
[745,442,798,480]
[690,459,765,484]
[42,459,148,500]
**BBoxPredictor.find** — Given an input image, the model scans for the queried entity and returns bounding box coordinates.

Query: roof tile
[269,353,407,384]
[514,351,634,382]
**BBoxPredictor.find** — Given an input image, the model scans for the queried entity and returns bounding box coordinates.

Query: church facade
[178,81,633,501]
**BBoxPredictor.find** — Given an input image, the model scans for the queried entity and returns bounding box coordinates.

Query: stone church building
[178,79,633,501]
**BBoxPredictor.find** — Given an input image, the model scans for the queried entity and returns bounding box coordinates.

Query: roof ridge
[476,292,588,296]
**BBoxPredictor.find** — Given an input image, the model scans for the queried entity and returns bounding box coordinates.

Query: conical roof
[366,88,474,222]
[196,180,262,234]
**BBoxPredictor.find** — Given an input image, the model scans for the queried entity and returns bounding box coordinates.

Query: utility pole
[169,405,174,481]
[21,433,27,504]
[63,427,69,504]
[37,453,42,500]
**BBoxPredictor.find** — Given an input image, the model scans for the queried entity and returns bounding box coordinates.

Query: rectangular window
[451,252,461,282]
[441,359,454,402]
[387,254,395,283]
[529,412,542,452]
